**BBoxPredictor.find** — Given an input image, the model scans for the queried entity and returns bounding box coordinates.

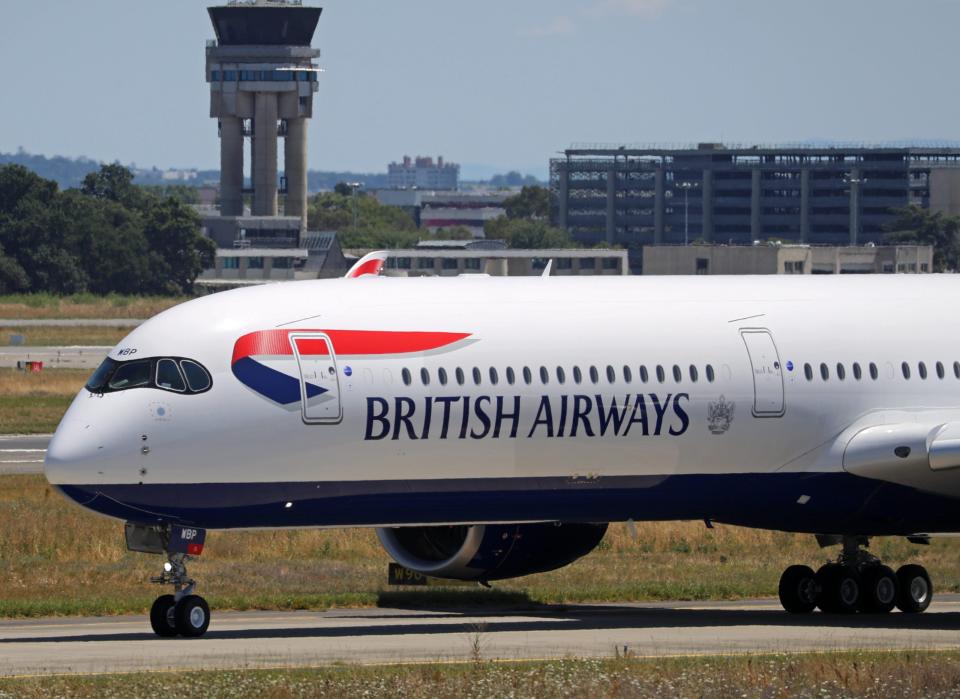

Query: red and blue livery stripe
[231,329,471,406]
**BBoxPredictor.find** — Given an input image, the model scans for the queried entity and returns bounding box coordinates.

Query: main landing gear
[778,536,932,615]
[124,522,211,638]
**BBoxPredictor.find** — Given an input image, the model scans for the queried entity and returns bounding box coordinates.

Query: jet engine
[376,522,608,582]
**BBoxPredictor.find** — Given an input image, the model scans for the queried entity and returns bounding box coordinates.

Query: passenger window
[180,360,211,392]
[656,365,665,383]
[401,368,412,386]
[506,367,516,385]
[689,365,698,383]
[421,368,430,386]
[672,365,682,383]
[955,361,960,379]
[623,366,633,383]
[606,366,616,383]
[836,363,846,381]
[919,362,928,380]
[472,367,482,385]
[804,363,813,381]
[540,366,549,384]
[706,365,715,383]
[573,366,583,384]
[852,363,862,381]
[489,367,499,385]
[640,366,649,383]
[438,368,448,386]
[455,368,465,386]
[902,362,911,380]
[589,366,599,384]
[869,363,879,380]
[523,367,533,385]
[556,366,566,384]
[937,362,945,379]
[820,363,829,381]
[156,358,186,392]
[109,360,153,390]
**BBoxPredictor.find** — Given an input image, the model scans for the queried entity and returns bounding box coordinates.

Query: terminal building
[550,143,960,269]
[642,244,933,276]
[347,240,629,277]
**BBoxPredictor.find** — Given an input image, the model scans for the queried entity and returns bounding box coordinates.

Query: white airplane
[44,252,960,637]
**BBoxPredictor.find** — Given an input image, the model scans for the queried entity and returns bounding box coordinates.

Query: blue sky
[1,0,958,179]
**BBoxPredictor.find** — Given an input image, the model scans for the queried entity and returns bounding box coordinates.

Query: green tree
[432,225,475,240]
[0,244,29,293]
[141,198,216,294]
[503,186,550,220]
[484,217,576,249]
[884,204,960,272]
[81,163,143,209]
[333,181,354,197]
[308,191,418,248]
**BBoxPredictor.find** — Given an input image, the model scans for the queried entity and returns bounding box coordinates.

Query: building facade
[641,244,933,276]
[551,143,960,268]
[387,156,460,190]
[350,241,629,277]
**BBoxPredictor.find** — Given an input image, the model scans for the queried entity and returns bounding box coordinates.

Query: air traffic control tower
[206,1,321,230]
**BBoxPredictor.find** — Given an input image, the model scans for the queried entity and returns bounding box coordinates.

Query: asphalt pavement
[2,597,960,676]
[0,434,50,475]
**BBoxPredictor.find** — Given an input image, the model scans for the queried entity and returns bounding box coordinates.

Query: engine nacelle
[376,522,608,582]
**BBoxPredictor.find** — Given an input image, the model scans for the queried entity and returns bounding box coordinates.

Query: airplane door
[289,333,342,424]
[740,329,785,417]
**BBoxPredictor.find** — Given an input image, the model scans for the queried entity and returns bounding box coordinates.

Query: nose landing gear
[778,536,932,615]
[149,552,210,637]
[125,522,211,638]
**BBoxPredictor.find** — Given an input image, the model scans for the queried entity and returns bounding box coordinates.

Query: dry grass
[0,326,128,347]
[1,474,958,618]
[4,652,960,698]
[0,369,88,397]
[0,294,187,320]
[0,370,86,433]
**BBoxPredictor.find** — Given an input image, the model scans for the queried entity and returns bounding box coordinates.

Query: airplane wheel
[175,595,210,637]
[896,564,932,613]
[778,564,817,613]
[149,594,179,637]
[860,565,898,614]
[816,563,861,614]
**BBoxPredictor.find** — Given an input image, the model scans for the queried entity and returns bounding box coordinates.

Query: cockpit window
[180,360,211,392]
[108,360,153,390]
[156,359,186,392]
[85,358,119,392]
[85,356,213,395]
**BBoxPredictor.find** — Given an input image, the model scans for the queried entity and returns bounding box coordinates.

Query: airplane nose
[44,397,104,485]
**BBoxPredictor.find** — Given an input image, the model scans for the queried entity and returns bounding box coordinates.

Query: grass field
[0,474,955,618]
[2,652,960,698]
[0,326,129,347]
[0,293,188,320]
[0,369,87,434]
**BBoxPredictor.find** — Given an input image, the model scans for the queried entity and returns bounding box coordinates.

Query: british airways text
[364,393,690,441]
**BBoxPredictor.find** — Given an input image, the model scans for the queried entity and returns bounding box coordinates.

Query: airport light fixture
[677,181,699,246]
[843,174,868,246]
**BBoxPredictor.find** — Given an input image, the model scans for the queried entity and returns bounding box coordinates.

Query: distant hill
[0,150,543,192]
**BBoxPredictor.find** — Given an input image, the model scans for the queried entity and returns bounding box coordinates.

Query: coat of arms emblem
[707,395,735,435]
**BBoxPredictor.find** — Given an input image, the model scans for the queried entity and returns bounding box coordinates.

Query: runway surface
[0,435,50,475]
[0,346,108,370]
[3,596,960,676]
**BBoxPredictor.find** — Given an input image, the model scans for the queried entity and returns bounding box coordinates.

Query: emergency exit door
[740,329,785,417]
[289,333,342,424]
